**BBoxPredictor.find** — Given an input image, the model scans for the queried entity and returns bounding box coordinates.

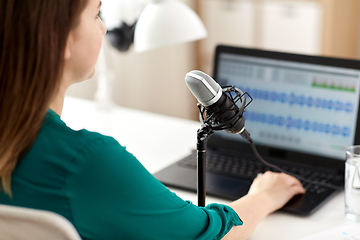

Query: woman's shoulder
[33,110,127,164]
[18,111,130,184]
[43,109,119,147]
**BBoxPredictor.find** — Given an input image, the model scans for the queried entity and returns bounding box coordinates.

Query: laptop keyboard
[178,150,344,194]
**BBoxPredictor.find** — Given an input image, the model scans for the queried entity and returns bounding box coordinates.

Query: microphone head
[185,70,222,107]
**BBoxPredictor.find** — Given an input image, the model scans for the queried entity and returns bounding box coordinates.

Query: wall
[197,0,326,74]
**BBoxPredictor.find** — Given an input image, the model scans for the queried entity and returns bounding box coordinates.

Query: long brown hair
[0,0,88,196]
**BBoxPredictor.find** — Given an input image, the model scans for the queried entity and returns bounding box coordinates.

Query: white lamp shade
[134,0,207,52]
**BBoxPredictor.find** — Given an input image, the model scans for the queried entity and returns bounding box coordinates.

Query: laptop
[154,45,360,215]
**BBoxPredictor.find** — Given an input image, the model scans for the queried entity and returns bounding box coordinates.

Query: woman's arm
[223,172,306,240]
[67,136,242,239]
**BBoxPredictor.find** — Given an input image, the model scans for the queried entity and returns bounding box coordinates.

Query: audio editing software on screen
[217,53,360,160]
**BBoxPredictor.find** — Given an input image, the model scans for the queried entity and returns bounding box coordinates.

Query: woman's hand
[248,171,306,214]
[223,172,305,240]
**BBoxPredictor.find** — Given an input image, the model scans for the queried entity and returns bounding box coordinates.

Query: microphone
[185,70,253,207]
[185,70,247,134]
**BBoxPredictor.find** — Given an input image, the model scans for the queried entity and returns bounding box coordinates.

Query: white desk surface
[62,96,353,240]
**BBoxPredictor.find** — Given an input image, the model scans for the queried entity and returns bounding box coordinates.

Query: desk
[62,96,352,240]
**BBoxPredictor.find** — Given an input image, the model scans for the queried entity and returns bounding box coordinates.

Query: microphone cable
[239,128,343,190]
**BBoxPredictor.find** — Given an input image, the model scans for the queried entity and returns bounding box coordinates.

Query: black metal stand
[196,124,214,207]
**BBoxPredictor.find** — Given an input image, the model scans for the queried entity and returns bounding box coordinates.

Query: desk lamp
[95,0,207,108]
[134,0,207,52]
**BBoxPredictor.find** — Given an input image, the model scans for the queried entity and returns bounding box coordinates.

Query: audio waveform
[243,111,351,137]
[237,86,354,113]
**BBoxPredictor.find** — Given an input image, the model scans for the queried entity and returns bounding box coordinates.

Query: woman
[0,0,305,239]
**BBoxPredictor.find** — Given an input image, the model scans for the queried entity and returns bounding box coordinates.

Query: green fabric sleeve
[66,136,242,240]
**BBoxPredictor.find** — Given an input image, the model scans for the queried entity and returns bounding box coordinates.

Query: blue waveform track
[238,86,354,113]
[244,111,351,137]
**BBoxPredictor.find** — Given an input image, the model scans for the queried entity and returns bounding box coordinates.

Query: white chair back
[0,204,81,240]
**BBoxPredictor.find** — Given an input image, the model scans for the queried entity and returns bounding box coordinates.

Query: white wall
[198,0,323,74]
[261,0,322,55]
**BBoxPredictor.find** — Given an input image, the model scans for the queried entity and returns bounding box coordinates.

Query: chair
[0,204,81,240]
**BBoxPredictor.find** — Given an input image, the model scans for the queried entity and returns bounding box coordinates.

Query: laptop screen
[213,46,360,161]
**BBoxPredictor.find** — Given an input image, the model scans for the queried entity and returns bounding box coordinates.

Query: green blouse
[0,110,242,240]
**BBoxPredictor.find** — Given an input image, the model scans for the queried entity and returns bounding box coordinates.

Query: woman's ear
[64,37,72,60]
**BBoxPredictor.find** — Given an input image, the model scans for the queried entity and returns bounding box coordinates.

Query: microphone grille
[185,70,221,106]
